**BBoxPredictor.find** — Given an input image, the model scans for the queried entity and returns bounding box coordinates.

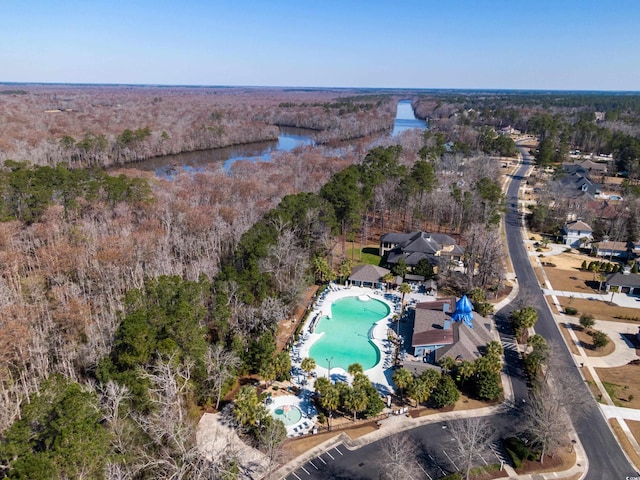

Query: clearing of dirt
[595,363,640,409]
[275,284,319,351]
[556,297,640,324]
[543,266,600,293]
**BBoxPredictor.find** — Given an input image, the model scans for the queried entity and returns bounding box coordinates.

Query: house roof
[405,273,425,282]
[415,297,456,313]
[564,220,593,232]
[381,231,463,266]
[435,316,494,362]
[557,169,601,198]
[412,308,455,347]
[606,272,640,288]
[412,298,494,363]
[348,264,390,284]
[595,241,627,251]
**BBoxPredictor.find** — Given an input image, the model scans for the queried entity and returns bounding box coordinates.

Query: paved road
[283,414,516,480]
[507,147,636,479]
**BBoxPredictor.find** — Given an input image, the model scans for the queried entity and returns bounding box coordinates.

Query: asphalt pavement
[509,147,637,480]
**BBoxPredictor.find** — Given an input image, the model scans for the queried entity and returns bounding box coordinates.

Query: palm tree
[338,258,352,285]
[456,360,476,387]
[598,272,607,291]
[392,367,414,402]
[382,272,395,290]
[408,376,432,406]
[485,341,504,358]
[344,385,369,421]
[398,283,411,314]
[319,384,340,431]
[301,357,316,382]
[348,363,364,377]
[259,362,276,387]
[439,356,456,374]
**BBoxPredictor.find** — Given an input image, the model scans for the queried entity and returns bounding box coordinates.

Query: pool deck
[267,392,318,437]
[291,285,437,397]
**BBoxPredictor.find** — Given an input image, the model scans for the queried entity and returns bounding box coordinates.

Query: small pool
[272,405,303,426]
[609,195,622,200]
[309,296,390,371]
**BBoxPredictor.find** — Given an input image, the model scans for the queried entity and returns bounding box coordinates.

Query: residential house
[379,231,464,271]
[606,271,640,295]
[411,296,494,364]
[558,165,602,199]
[592,240,628,259]
[562,220,593,248]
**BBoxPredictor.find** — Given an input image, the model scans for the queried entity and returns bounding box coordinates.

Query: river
[392,99,427,136]
[132,100,426,176]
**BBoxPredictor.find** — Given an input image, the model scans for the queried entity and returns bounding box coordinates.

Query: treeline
[0,160,150,223]
[0,85,397,168]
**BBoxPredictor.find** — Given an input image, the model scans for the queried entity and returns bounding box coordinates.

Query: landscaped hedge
[503,436,537,468]
[565,306,578,315]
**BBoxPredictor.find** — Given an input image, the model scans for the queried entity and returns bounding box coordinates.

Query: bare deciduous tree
[204,343,240,411]
[376,433,423,480]
[448,417,495,480]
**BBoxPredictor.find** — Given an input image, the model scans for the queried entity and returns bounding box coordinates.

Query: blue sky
[1,0,639,90]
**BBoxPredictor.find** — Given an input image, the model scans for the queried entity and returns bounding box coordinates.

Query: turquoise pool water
[272,405,302,426]
[309,296,390,371]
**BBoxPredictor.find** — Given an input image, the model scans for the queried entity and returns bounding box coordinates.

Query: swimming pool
[309,295,390,371]
[271,405,303,426]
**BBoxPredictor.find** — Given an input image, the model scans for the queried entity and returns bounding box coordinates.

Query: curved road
[502,147,636,479]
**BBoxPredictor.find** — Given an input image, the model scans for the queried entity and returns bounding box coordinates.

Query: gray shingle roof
[348,264,390,284]
[607,272,640,288]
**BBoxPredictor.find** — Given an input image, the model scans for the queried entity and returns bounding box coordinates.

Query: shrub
[505,447,522,468]
[579,313,595,329]
[504,436,537,463]
[591,330,609,349]
[565,306,578,315]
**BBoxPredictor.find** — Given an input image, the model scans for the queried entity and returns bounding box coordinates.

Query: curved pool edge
[293,286,397,393]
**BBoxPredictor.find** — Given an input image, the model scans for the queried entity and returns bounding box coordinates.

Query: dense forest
[0,86,639,478]
[0,86,396,167]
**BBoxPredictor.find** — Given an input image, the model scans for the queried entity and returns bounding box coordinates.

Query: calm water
[132,101,425,176]
[309,296,389,371]
[132,126,315,176]
[392,99,427,136]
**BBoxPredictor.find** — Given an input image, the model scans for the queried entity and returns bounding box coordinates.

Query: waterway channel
[132,100,426,176]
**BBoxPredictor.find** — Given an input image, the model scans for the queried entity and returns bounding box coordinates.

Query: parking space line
[334,446,343,455]
[415,461,432,480]
[443,450,459,471]
[325,450,335,460]
[291,472,302,480]
[308,460,318,470]
[428,454,446,477]
[300,465,310,475]
[317,456,327,465]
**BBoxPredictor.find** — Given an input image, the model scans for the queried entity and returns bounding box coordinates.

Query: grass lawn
[627,419,640,447]
[345,243,382,266]
[595,363,640,408]
[609,418,640,471]
[556,297,640,323]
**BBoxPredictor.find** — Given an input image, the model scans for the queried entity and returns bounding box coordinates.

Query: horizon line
[1,81,639,95]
